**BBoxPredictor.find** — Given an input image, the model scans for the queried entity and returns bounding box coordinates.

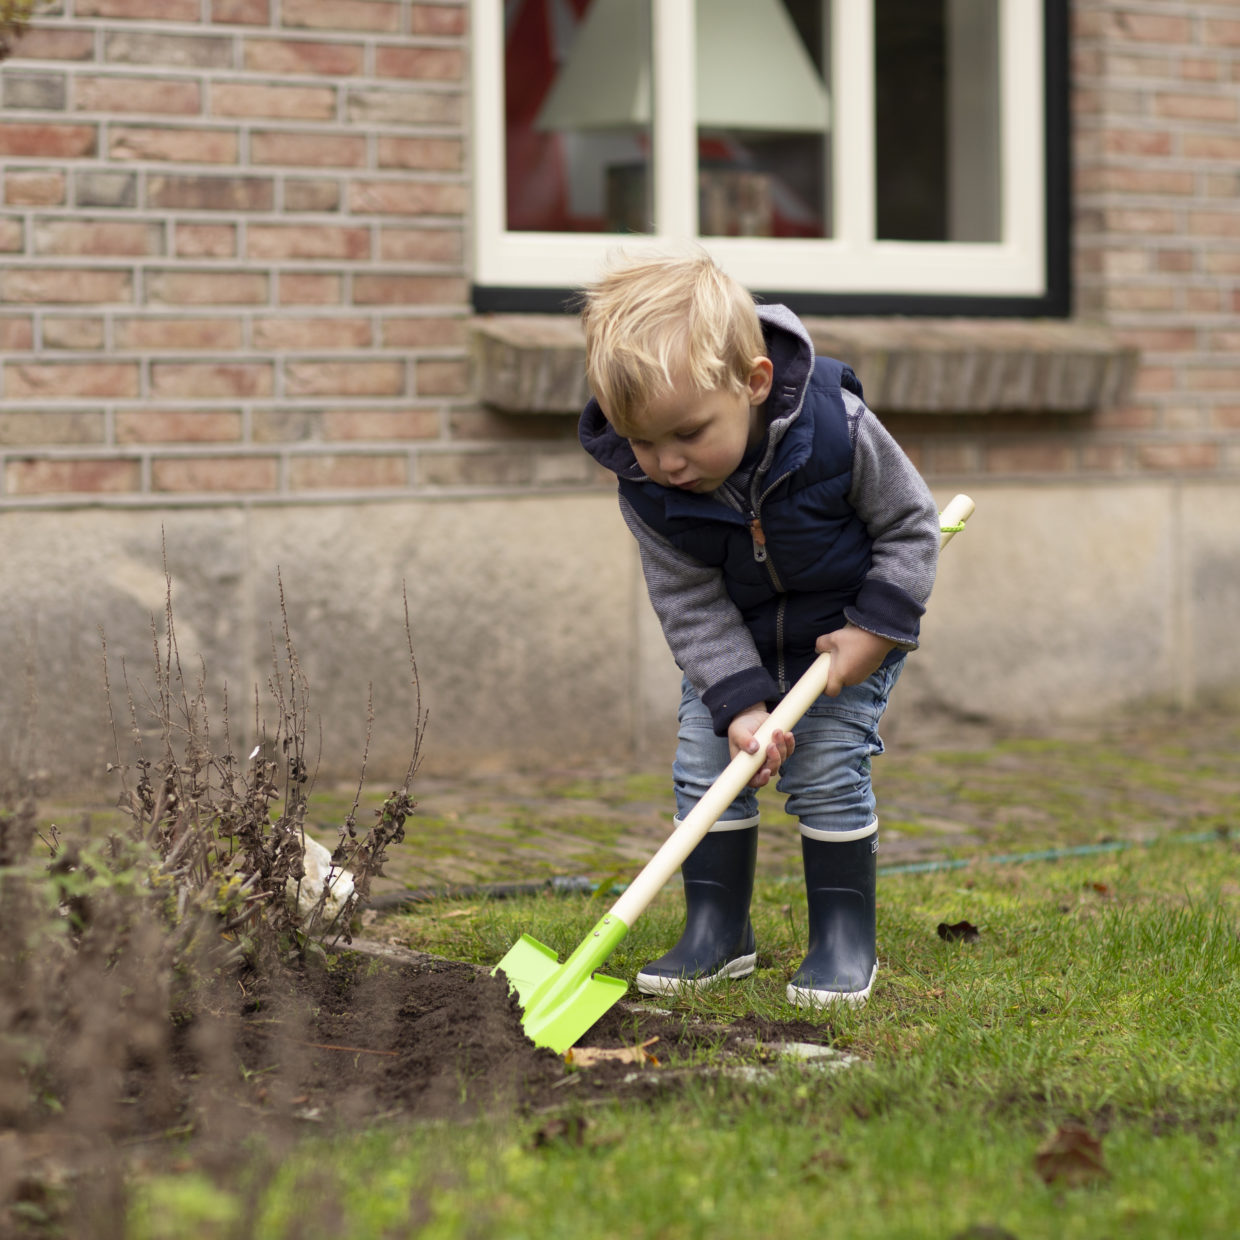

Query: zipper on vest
[775,595,788,692]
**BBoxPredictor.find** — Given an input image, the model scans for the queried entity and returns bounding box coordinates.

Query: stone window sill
[471,315,1137,417]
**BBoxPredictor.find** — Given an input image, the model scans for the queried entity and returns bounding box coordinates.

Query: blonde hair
[580,246,766,435]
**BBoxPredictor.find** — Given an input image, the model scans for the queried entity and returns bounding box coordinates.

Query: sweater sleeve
[841,389,940,648]
[619,493,779,734]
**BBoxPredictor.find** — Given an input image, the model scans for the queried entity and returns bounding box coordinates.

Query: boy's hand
[727,708,795,788]
[814,624,897,696]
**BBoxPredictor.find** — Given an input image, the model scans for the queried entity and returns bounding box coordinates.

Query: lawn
[122,826,1240,1240]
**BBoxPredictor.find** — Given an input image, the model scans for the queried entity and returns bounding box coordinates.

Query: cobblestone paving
[344,704,1240,901]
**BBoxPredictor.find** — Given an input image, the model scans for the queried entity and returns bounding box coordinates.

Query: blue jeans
[671,659,904,836]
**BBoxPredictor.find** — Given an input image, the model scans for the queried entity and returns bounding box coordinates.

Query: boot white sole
[635,952,757,996]
[785,961,877,1008]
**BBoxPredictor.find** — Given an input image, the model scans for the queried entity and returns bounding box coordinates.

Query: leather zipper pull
[748,517,768,562]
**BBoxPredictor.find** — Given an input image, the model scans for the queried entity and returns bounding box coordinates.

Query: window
[471,0,1068,314]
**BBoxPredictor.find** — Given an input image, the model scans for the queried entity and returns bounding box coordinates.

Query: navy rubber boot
[636,817,758,996]
[787,822,879,1008]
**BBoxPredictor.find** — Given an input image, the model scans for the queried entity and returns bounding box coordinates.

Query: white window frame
[471,0,1048,301]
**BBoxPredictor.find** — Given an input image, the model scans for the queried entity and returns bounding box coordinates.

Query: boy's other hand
[727,708,794,788]
[814,624,897,696]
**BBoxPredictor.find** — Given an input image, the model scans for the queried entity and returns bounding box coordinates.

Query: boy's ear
[748,357,774,405]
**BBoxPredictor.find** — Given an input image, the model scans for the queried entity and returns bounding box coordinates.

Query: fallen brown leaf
[937,919,980,942]
[565,1037,659,1068]
[1034,1122,1109,1187]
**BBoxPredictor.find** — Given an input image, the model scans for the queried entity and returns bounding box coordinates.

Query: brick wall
[0,0,589,504]
[1065,1,1240,476]
[2,1,1239,508]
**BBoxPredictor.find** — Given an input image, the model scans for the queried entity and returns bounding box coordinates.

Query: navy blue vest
[621,357,872,688]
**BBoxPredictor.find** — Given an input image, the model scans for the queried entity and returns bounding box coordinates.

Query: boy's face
[623,359,774,493]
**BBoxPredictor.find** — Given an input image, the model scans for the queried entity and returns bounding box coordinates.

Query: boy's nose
[657,447,686,475]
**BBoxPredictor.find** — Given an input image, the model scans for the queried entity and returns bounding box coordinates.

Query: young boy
[578,248,940,1008]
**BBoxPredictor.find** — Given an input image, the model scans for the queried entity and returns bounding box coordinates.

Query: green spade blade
[494,914,631,1053]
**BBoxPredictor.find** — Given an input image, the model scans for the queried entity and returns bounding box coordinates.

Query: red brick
[376,136,463,171]
[412,4,466,35]
[1,268,132,304]
[1088,166,1195,195]
[1186,288,1223,314]
[352,274,467,305]
[281,0,401,33]
[251,316,372,349]
[110,126,239,164]
[152,456,279,493]
[321,409,439,441]
[1189,210,1240,238]
[34,219,164,257]
[1213,406,1240,430]
[0,317,34,350]
[247,223,370,261]
[1103,12,1192,43]
[1136,442,1220,472]
[1156,249,1195,273]
[0,123,96,158]
[278,273,342,304]
[75,76,202,116]
[1154,92,1238,123]
[984,441,1075,474]
[212,0,270,24]
[284,179,341,212]
[148,174,274,211]
[249,130,367,167]
[375,45,464,80]
[4,170,66,206]
[1180,57,1221,83]
[175,223,238,258]
[104,31,234,69]
[346,87,462,126]
[7,457,142,495]
[1102,207,1178,235]
[211,82,336,120]
[417,450,534,489]
[1090,403,1158,431]
[243,38,365,75]
[77,0,199,15]
[348,180,467,216]
[0,411,106,446]
[116,410,243,444]
[146,269,268,305]
[1183,366,1240,392]
[43,317,106,350]
[1104,285,1177,312]
[377,228,461,264]
[1114,327,1197,352]
[288,453,408,489]
[381,317,466,349]
[1101,128,1174,157]
[9,28,96,60]
[1079,443,1129,473]
[1204,18,1240,47]
[284,360,405,397]
[0,220,22,252]
[4,362,139,399]
[150,362,275,399]
[415,359,468,396]
[113,316,243,350]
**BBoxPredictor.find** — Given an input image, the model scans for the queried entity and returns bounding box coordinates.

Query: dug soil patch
[120,947,836,1144]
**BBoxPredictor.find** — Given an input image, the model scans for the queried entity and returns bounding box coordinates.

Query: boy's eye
[676,427,704,442]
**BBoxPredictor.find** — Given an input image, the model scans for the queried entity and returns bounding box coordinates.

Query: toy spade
[496,494,976,1052]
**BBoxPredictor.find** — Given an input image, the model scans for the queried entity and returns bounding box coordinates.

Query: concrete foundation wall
[2,479,1232,792]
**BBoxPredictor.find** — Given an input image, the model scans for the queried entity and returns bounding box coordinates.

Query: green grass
[126,831,1240,1239]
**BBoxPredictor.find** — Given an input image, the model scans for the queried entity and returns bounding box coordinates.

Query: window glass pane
[875,0,1000,242]
[504,0,653,234]
[696,0,832,239]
